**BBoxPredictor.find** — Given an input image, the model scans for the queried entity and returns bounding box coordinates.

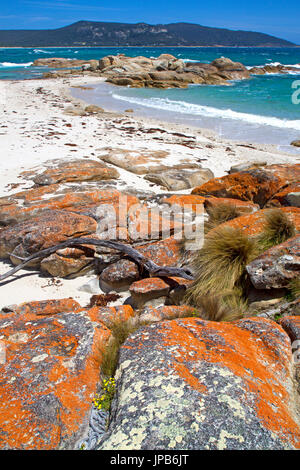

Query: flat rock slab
[2,298,82,316]
[161,195,206,212]
[204,197,259,214]
[28,159,119,186]
[0,184,139,227]
[98,317,300,450]
[145,168,213,191]
[0,303,111,449]
[99,147,201,175]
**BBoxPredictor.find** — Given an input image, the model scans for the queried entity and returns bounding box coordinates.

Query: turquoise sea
[1,47,300,149]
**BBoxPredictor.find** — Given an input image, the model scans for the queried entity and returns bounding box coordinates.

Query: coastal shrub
[185,226,257,308]
[257,208,296,251]
[205,203,243,232]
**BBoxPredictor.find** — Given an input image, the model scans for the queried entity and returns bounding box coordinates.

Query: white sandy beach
[0,75,299,309]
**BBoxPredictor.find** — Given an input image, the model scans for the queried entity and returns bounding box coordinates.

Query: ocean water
[1,46,300,149]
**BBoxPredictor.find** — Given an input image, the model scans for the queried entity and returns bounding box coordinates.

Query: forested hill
[0,21,296,47]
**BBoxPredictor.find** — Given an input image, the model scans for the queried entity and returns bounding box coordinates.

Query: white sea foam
[33,49,51,54]
[112,93,300,131]
[0,62,33,68]
[182,59,203,63]
[250,61,300,70]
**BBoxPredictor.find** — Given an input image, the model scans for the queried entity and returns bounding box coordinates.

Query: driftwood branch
[0,237,194,284]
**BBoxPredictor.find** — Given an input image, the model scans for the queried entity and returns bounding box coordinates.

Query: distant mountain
[0,21,296,47]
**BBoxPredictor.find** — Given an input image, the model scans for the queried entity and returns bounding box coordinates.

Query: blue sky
[0,0,299,44]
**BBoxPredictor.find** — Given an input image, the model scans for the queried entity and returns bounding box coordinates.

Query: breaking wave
[112,93,300,131]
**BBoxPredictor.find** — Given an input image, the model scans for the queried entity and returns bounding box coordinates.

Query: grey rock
[145,168,214,191]
[246,235,300,289]
[286,192,300,207]
[97,317,300,450]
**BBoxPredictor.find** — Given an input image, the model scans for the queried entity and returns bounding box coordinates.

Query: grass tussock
[192,292,247,322]
[257,209,296,251]
[287,278,300,300]
[180,291,247,322]
[205,203,243,232]
[186,226,257,305]
[100,319,138,378]
[183,207,297,323]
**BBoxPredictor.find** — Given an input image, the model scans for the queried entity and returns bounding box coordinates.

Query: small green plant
[274,312,284,322]
[257,209,296,251]
[205,203,243,233]
[93,377,116,412]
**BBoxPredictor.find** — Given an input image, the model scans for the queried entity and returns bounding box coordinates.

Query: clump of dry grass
[257,208,296,251]
[193,292,247,322]
[180,290,248,322]
[205,203,243,232]
[182,208,296,323]
[287,278,300,300]
[100,319,138,377]
[185,226,258,308]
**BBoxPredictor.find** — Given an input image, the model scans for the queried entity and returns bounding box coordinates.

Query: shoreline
[0,74,299,309]
[69,80,300,155]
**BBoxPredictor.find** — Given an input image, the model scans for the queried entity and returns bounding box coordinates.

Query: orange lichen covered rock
[32,159,119,186]
[99,259,140,292]
[192,165,300,207]
[98,317,300,450]
[266,183,300,208]
[0,185,139,227]
[263,164,300,184]
[2,298,82,317]
[216,207,300,236]
[40,247,95,278]
[129,277,193,307]
[0,305,111,449]
[204,197,259,214]
[0,210,97,260]
[127,204,182,241]
[162,194,206,212]
[88,304,136,328]
[137,237,182,266]
[280,316,300,344]
[139,305,196,323]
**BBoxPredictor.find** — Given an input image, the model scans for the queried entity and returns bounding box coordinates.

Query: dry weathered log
[0,237,194,283]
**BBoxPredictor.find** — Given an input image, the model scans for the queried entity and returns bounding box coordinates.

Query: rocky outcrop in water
[40,54,300,89]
